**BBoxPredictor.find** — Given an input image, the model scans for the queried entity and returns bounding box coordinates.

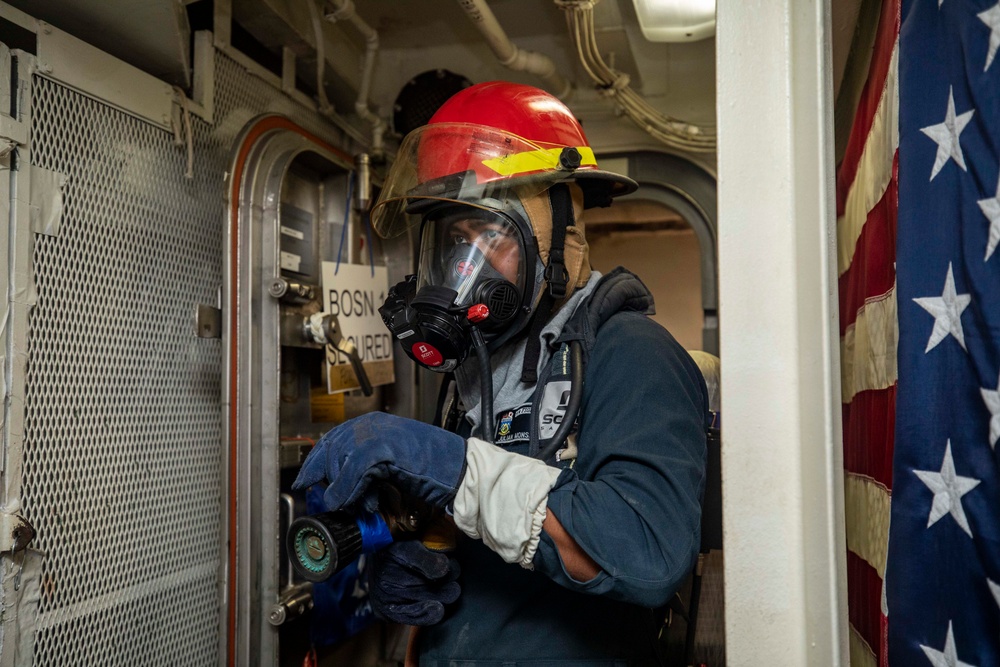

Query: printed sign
[321,262,395,393]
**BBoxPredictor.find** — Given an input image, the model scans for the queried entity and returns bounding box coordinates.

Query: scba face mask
[379,206,536,372]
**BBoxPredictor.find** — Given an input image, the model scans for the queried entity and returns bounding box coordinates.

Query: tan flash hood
[521,184,590,302]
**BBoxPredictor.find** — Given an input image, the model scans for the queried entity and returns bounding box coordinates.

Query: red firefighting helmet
[370,81,637,238]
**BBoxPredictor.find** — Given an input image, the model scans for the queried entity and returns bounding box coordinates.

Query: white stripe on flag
[838,43,900,276]
[845,472,891,579]
[842,285,899,403]
[850,625,879,667]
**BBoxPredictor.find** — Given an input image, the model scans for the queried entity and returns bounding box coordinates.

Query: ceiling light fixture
[631,0,716,42]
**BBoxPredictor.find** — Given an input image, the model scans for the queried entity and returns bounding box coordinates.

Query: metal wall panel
[18,51,350,667]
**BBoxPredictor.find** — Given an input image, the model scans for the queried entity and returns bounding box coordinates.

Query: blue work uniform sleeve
[533,311,709,608]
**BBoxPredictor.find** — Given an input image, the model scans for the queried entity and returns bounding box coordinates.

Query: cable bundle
[557,0,717,153]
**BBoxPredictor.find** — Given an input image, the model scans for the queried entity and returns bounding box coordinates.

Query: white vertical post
[716,0,849,665]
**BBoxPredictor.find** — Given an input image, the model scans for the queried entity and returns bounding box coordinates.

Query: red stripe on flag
[839,153,899,334]
[843,386,896,489]
[836,0,902,214]
[837,1,899,664]
[880,611,889,667]
[847,549,887,666]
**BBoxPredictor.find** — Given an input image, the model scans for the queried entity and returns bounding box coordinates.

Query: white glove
[451,438,563,568]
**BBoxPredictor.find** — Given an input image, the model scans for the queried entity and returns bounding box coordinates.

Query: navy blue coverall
[417,310,710,666]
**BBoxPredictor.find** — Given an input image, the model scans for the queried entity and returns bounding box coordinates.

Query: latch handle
[304,313,374,396]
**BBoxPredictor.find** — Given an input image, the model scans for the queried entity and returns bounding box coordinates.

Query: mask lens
[417,209,526,307]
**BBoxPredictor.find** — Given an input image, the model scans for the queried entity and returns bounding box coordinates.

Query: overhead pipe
[456,0,572,99]
[325,0,387,156]
[306,0,335,116]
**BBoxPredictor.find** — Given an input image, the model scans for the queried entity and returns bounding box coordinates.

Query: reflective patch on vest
[538,380,572,440]
[494,404,532,446]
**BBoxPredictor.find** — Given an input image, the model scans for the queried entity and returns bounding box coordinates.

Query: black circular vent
[486,282,519,325]
[393,70,473,136]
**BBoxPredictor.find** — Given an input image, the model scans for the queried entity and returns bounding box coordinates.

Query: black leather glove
[367,540,460,626]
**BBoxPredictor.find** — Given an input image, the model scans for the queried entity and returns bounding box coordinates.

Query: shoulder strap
[434,373,464,433]
[556,266,655,356]
[528,268,655,457]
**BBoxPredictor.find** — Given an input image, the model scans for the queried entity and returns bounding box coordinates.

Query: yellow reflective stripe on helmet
[481,146,597,176]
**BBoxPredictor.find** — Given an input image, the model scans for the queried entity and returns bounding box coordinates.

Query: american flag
[839,0,1000,665]
[837,0,900,663]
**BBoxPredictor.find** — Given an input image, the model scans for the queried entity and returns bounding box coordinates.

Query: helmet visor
[417,207,526,308]
[372,122,596,238]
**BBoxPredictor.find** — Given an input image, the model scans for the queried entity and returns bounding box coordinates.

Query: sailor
[294,81,709,665]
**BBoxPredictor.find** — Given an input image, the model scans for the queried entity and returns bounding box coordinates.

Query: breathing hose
[470,327,494,443]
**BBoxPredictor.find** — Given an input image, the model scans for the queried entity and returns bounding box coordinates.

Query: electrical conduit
[326,0,387,156]
[457,0,572,100]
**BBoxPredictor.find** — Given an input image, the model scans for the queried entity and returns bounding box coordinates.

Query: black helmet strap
[521,184,572,383]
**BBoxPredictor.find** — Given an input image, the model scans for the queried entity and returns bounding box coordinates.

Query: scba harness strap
[520,184,573,384]
[527,267,655,460]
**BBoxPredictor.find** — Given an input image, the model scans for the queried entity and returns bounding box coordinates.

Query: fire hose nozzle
[286,487,455,582]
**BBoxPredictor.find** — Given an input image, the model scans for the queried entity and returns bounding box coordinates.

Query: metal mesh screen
[19,50,350,666]
[209,52,341,152]
[658,550,726,666]
[23,75,225,666]
[692,550,726,665]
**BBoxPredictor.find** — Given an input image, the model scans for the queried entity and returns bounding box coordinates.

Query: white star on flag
[913,262,971,352]
[978,172,1000,261]
[979,2,1000,71]
[920,621,977,667]
[982,370,1000,450]
[990,579,1000,609]
[914,440,981,538]
[920,87,975,180]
